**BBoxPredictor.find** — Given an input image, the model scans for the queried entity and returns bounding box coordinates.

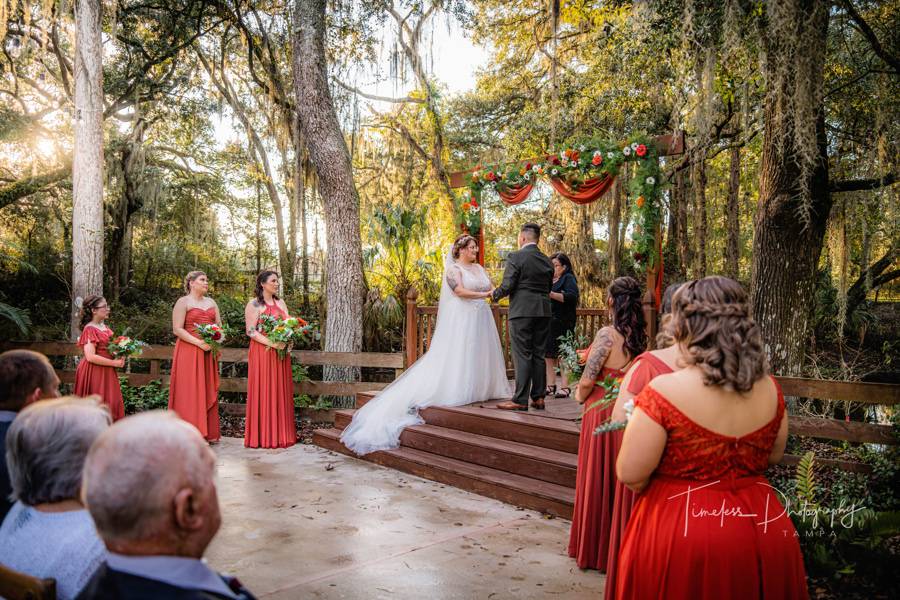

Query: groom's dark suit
[492,243,554,407]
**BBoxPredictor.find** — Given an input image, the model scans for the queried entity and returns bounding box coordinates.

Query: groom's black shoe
[496,401,528,411]
[530,398,545,410]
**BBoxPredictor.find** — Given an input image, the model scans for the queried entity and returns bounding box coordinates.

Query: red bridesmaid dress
[168,307,220,441]
[244,302,296,449]
[614,380,808,599]
[604,352,673,597]
[75,326,125,421]
[568,364,627,570]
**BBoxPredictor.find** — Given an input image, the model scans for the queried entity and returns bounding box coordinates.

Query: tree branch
[829,172,899,193]
[0,164,71,210]
[332,78,424,104]
[845,246,899,317]
[839,0,900,73]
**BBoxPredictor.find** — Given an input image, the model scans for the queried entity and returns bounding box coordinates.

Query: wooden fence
[3,331,898,473]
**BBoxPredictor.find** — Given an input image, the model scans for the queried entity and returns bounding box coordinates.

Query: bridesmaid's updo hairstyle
[254,270,280,306]
[184,271,207,294]
[608,276,647,360]
[452,234,477,259]
[670,276,767,393]
[79,295,106,330]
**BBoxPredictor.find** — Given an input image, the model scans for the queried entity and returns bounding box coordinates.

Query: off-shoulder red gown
[568,365,627,570]
[75,326,124,421]
[168,307,220,441]
[604,352,673,596]
[614,380,808,599]
[244,302,296,449]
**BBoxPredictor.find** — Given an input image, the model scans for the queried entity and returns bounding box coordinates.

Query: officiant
[545,252,579,398]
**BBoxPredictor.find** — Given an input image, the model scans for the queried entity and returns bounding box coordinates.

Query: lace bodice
[634,378,785,481]
[446,262,492,294]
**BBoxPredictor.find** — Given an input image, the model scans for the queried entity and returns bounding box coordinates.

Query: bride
[340,234,511,455]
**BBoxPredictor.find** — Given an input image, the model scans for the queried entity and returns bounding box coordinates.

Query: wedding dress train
[340,250,511,455]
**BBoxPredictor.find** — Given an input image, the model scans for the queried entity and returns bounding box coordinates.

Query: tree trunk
[724,145,741,279]
[292,0,364,393]
[71,0,105,339]
[750,0,830,376]
[608,177,622,277]
[108,117,146,301]
[693,154,708,278]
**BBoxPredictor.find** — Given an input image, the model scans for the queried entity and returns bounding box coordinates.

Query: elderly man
[0,349,61,518]
[77,412,256,600]
[0,397,110,599]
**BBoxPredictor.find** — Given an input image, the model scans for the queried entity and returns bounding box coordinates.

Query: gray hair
[82,411,215,543]
[5,396,111,505]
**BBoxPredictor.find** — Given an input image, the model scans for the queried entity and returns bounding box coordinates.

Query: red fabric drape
[548,174,615,204]
[498,182,535,205]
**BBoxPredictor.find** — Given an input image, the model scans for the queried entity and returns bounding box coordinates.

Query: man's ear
[25,387,44,406]
[173,487,204,531]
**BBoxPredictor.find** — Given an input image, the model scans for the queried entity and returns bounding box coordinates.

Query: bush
[120,378,169,414]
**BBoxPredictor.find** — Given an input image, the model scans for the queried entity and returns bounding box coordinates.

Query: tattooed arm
[575,326,615,404]
[446,266,492,299]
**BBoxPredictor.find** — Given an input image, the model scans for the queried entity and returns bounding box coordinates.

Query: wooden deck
[313,391,583,519]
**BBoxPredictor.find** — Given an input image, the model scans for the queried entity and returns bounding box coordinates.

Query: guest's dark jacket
[1,418,14,519]
[75,564,257,600]
[492,244,554,319]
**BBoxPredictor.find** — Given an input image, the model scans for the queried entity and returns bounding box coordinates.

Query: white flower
[532,164,540,172]
[593,150,602,158]
[631,142,639,150]
[622,146,632,156]
[471,205,481,213]
[551,168,559,176]
[572,160,579,167]
[607,152,615,159]
[579,145,586,152]
[646,176,656,185]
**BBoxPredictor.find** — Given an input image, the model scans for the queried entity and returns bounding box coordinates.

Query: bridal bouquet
[256,314,312,359]
[195,323,228,357]
[107,335,148,359]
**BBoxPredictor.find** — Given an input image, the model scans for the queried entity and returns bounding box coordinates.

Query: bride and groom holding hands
[341,223,555,455]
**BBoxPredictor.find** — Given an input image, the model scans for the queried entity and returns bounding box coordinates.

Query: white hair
[82,411,214,542]
[5,396,110,505]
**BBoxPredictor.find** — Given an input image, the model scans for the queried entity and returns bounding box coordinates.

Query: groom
[491,223,554,411]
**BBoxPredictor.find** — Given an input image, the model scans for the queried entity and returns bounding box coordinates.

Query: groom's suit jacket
[491,244,554,317]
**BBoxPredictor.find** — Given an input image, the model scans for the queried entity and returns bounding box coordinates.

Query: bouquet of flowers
[592,379,636,435]
[256,314,312,359]
[557,330,591,384]
[195,323,228,357]
[107,335,148,359]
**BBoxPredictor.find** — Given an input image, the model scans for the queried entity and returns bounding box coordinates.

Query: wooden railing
[0,341,404,400]
[404,288,608,369]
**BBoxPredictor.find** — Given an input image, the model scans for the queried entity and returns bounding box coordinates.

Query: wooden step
[313,427,574,518]
[333,411,576,488]
[352,394,580,453]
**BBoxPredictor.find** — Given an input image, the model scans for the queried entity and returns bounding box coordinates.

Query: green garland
[464,133,664,272]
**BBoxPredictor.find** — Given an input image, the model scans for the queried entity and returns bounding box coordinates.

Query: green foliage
[557,329,590,384]
[120,378,169,415]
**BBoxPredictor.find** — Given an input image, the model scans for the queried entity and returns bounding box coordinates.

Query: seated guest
[77,412,256,600]
[614,277,808,599]
[0,349,61,519]
[0,397,110,599]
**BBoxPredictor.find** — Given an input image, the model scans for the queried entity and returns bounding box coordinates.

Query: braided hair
[670,276,767,392]
[607,276,647,359]
[79,295,106,330]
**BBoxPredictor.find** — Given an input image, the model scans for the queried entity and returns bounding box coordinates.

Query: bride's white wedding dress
[340,249,511,455]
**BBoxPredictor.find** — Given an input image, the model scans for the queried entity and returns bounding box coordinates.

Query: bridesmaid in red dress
[568,276,646,571]
[615,277,808,599]
[604,282,688,596]
[75,295,125,420]
[244,270,296,449]
[168,271,221,442]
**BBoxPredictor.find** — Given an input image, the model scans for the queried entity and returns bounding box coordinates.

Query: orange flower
[462,202,472,211]
[471,172,480,182]
[519,167,527,176]
[486,171,496,181]
[636,196,645,208]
